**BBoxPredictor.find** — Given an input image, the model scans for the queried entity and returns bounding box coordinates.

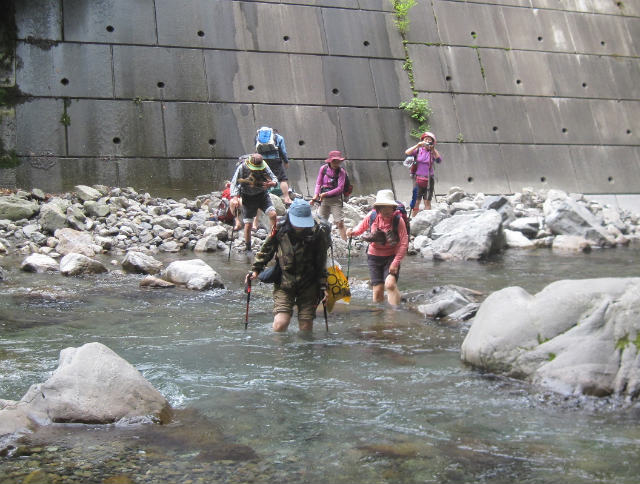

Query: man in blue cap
[247,198,331,331]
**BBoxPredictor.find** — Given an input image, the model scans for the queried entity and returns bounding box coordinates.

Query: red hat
[420,132,436,144]
[325,150,345,164]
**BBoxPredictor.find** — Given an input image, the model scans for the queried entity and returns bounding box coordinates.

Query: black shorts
[414,175,435,201]
[241,191,275,222]
[264,157,288,182]
[367,254,400,286]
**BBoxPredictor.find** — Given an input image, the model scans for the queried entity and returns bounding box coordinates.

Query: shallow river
[1,247,640,483]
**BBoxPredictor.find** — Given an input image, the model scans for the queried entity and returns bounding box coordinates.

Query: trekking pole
[323,300,329,332]
[228,207,240,261]
[244,275,251,330]
[346,236,352,280]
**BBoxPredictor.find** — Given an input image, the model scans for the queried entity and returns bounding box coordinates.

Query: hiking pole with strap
[346,236,352,280]
[244,275,251,330]
[323,300,328,332]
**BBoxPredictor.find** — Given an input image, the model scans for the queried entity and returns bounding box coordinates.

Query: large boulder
[0,342,171,441]
[38,200,69,234]
[21,253,59,273]
[461,278,640,399]
[428,209,504,260]
[122,251,163,274]
[0,195,39,221]
[543,190,614,246]
[60,253,108,276]
[54,228,96,256]
[162,259,224,290]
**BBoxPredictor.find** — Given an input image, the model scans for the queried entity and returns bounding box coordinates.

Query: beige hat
[373,189,397,208]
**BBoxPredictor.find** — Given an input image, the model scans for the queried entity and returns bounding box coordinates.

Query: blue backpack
[368,201,410,238]
[256,127,278,153]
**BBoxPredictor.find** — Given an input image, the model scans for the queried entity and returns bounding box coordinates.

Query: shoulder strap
[368,210,377,230]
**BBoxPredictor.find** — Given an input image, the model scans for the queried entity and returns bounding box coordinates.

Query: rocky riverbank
[0,185,639,277]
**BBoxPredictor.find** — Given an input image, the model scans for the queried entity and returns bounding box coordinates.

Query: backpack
[321,164,353,200]
[255,127,278,153]
[368,201,410,238]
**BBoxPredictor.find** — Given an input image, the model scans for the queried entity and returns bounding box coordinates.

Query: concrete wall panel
[322,9,403,58]
[348,160,393,197]
[15,158,118,194]
[425,93,461,143]
[114,46,207,101]
[16,42,113,98]
[63,0,157,45]
[164,103,254,159]
[156,0,241,50]
[607,57,640,100]
[253,105,342,162]
[15,0,62,41]
[16,99,66,156]
[405,1,441,45]
[67,100,165,157]
[434,2,509,48]
[321,57,378,107]
[435,143,511,195]
[500,145,580,194]
[370,59,414,108]
[531,10,576,53]
[479,49,519,96]
[564,10,633,56]
[590,100,635,146]
[507,50,556,97]
[554,98,602,145]
[441,47,486,94]
[570,146,640,194]
[339,108,410,161]
[408,45,448,92]
[625,18,640,56]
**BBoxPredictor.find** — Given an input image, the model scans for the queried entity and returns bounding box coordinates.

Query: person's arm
[229,165,242,198]
[433,148,442,163]
[390,218,409,269]
[346,212,372,238]
[313,165,325,200]
[405,142,423,156]
[319,167,345,199]
[264,164,278,187]
[277,135,289,165]
[251,233,277,274]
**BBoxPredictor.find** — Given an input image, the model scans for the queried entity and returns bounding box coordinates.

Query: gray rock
[122,251,163,274]
[154,215,179,230]
[0,195,39,221]
[461,278,640,399]
[162,259,224,290]
[140,275,175,288]
[60,253,108,276]
[406,285,483,320]
[504,229,534,249]
[194,235,219,252]
[410,209,446,236]
[552,234,592,252]
[84,200,111,218]
[21,253,59,273]
[74,185,102,202]
[507,216,541,238]
[54,228,96,256]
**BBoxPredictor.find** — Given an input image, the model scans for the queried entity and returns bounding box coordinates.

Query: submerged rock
[461,277,640,399]
[163,259,224,290]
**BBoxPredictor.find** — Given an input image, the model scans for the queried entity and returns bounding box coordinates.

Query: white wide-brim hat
[373,189,397,208]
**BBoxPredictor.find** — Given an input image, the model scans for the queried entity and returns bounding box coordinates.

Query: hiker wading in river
[346,189,409,307]
[246,199,332,332]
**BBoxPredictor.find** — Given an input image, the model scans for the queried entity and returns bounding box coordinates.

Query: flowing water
[1,248,640,483]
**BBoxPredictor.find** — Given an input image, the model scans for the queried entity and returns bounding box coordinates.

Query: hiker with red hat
[405,131,442,214]
[311,150,351,241]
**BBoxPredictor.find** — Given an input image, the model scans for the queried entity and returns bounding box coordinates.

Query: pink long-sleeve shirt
[314,164,346,198]
[351,210,409,267]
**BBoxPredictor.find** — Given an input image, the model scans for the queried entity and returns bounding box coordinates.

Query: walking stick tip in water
[244,274,251,330]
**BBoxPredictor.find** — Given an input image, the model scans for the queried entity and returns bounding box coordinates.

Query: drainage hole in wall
[332,88,339,95]
[562,127,568,133]
[248,85,255,91]
[298,140,305,146]
[627,129,632,135]
[363,40,370,46]
[208,139,216,146]
[382,142,389,148]
[60,78,69,86]
[582,82,587,88]
[601,41,606,46]
[516,79,521,84]
[537,36,543,41]
[470,31,476,38]
[106,25,114,33]
[445,75,452,81]
[283,35,289,41]
[113,137,121,144]
[540,176,547,183]
[467,176,474,183]
[492,126,498,132]
[157,81,165,88]
[608,176,614,183]
[197,30,205,37]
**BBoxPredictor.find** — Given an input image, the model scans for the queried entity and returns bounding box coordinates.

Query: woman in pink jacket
[346,190,409,307]
[405,131,442,214]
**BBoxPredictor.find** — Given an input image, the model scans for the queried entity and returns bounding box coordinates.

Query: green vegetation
[399,97,432,139]
[391,0,416,36]
[548,353,556,361]
[456,133,464,143]
[616,335,629,351]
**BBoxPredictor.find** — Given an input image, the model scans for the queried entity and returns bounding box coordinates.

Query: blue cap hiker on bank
[405,131,442,214]
[246,198,332,332]
[254,126,293,206]
[230,153,279,253]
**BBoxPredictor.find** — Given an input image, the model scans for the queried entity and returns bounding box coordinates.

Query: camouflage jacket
[252,219,331,291]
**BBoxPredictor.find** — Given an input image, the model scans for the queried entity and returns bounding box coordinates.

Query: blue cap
[287,199,314,228]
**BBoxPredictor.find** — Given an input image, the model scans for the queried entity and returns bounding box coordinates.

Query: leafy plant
[399,96,432,139]
[391,0,416,36]
[457,133,464,143]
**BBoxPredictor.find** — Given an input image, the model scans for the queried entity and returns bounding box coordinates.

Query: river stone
[21,253,59,273]
[0,195,39,221]
[409,209,446,237]
[84,200,111,218]
[7,342,171,428]
[54,228,95,256]
[60,253,108,276]
[507,216,541,238]
[140,275,175,288]
[405,285,483,320]
[194,234,219,252]
[163,259,224,290]
[504,229,534,249]
[122,251,163,274]
[74,185,102,202]
[552,234,591,252]
[461,277,640,398]
[429,209,504,261]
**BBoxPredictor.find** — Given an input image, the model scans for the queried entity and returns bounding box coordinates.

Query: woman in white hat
[405,131,442,213]
[346,189,409,307]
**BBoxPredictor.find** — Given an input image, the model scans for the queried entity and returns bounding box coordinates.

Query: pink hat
[420,132,436,144]
[325,150,345,163]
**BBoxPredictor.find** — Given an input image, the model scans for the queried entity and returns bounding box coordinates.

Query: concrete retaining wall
[1,0,638,202]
